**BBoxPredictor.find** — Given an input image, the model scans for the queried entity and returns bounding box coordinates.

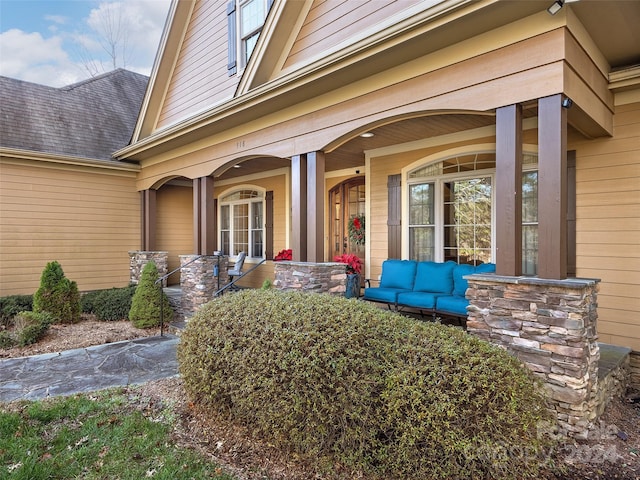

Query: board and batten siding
[283,0,420,70]
[572,100,640,351]
[0,160,140,296]
[156,184,194,286]
[157,0,240,130]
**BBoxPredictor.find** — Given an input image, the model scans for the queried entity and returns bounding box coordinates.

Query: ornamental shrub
[33,261,81,324]
[178,290,553,479]
[14,311,54,346]
[128,262,172,328]
[0,294,33,326]
[82,286,137,321]
[0,311,54,349]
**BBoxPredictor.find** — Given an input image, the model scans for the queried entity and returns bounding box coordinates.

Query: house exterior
[1,1,638,368]
[0,69,147,293]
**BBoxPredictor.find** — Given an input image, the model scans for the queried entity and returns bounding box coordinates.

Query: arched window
[219,189,264,258]
[407,152,539,273]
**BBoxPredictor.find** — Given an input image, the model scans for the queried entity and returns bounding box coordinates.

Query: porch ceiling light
[360,132,374,138]
[547,0,564,15]
[233,164,241,168]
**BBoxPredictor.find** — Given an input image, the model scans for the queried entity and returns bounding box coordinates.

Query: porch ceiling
[216,111,535,180]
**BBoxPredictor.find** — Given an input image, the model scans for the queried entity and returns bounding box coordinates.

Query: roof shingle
[0,69,148,161]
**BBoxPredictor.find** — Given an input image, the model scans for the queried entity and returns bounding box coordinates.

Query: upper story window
[227,0,270,76]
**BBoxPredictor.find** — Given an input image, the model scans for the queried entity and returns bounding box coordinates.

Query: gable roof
[0,69,148,161]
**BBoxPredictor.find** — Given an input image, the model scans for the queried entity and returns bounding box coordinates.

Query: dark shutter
[265,191,274,259]
[227,1,237,76]
[387,174,401,259]
[567,151,576,277]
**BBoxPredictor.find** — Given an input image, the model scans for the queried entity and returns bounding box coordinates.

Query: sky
[0,0,171,87]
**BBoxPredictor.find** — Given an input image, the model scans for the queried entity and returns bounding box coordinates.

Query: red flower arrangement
[348,213,365,245]
[333,253,362,275]
[273,248,292,261]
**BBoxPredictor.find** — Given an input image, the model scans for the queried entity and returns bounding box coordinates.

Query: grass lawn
[0,387,233,480]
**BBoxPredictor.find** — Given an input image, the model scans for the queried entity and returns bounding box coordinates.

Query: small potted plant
[333,253,362,298]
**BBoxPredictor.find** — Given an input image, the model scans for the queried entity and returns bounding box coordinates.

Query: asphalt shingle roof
[0,69,148,161]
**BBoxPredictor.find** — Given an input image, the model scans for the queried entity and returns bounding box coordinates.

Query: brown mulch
[2,319,639,479]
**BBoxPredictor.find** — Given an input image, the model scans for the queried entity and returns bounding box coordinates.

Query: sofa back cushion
[452,262,496,297]
[379,260,417,290]
[413,261,455,294]
[452,263,476,297]
[475,262,496,274]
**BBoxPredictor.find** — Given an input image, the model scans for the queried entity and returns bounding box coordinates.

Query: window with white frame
[219,189,265,258]
[239,0,268,68]
[407,152,538,271]
[227,0,270,75]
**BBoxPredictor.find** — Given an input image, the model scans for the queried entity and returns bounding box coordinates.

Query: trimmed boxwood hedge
[178,290,553,479]
[81,285,137,321]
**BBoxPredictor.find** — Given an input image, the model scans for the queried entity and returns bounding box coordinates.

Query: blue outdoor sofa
[363,259,496,320]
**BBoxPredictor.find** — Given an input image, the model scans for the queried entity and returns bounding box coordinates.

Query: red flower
[353,217,361,230]
[274,249,292,261]
[334,253,362,274]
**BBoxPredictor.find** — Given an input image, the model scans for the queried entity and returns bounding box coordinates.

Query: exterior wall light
[547,0,564,15]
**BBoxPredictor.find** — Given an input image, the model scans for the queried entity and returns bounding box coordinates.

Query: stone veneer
[273,261,347,295]
[179,255,229,319]
[466,274,601,437]
[128,251,168,285]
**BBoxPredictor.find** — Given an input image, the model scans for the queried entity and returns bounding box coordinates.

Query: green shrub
[260,278,272,290]
[82,285,137,321]
[178,290,553,479]
[0,330,15,349]
[129,262,172,328]
[33,261,81,324]
[0,311,54,349]
[0,294,33,326]
[14,311,54,346]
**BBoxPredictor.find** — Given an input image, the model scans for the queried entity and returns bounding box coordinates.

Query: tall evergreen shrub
[129,262,173,328]
[33,261,81,324]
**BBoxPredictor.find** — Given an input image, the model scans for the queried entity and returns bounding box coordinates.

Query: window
[407,152,538,270]
[219,189,264,258]
[227,0,270,75]
[240,0,266,66]
[409,183,435,261]
[522,170,538,275]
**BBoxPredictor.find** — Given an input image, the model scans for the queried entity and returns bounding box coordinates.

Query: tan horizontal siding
[284,0,418,69]
[157,0,239,129]
[573,100,640,351]
[0,160,139,296]
[156,185,194,285]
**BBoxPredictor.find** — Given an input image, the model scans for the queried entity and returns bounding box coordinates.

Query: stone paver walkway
[0,335,179,403]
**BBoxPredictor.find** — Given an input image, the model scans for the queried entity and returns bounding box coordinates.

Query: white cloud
[0,0,170,87]
[0,29,84,86]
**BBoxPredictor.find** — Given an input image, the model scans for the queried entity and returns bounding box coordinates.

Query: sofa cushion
[363,287,407,304]
[396,291,440,310]
[436,295,469,317]
[475,262,496,274]
[379,260,417,290]
[412,261,455,294]
[452,264,476,297]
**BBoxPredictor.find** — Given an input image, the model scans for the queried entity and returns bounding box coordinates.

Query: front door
[329,178,365,260]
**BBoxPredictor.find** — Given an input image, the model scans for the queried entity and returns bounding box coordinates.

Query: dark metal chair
[227,252,246,290]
